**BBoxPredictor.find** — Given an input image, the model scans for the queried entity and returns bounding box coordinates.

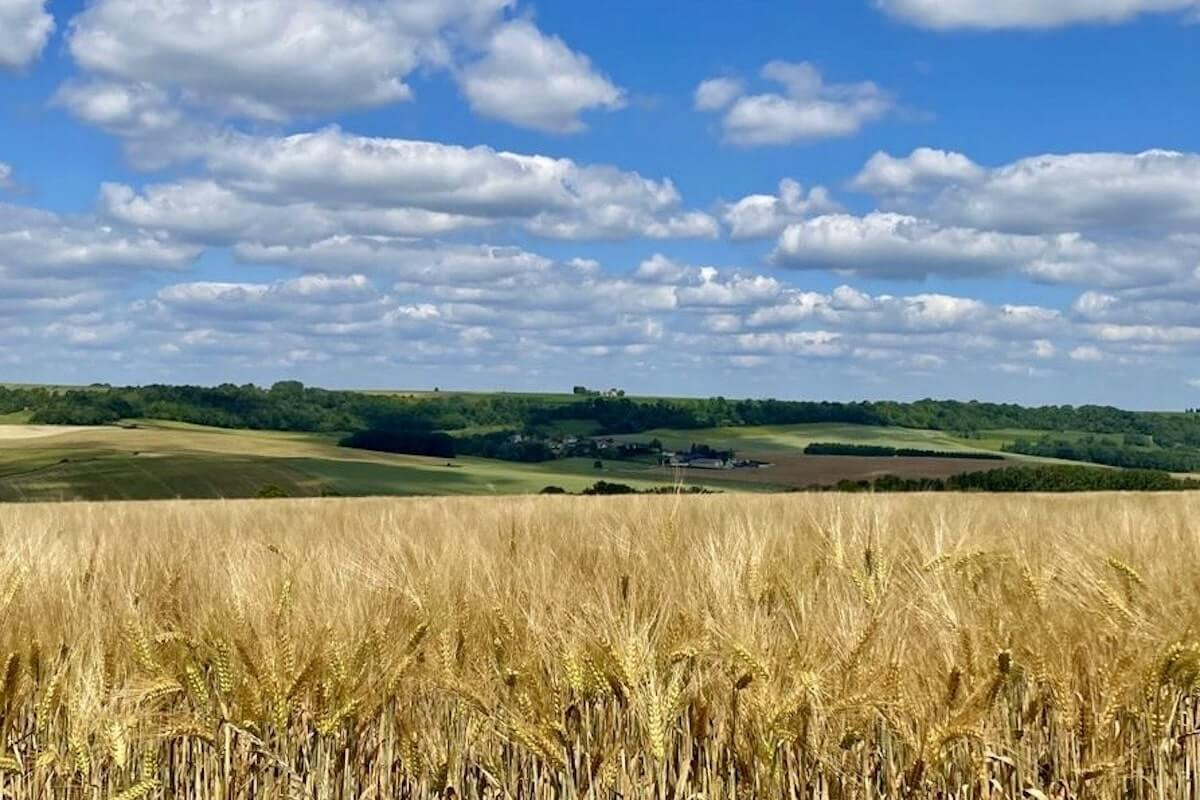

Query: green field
[622,423,998,454]
[0,421,739,501]
[624,423,1119,465]
[0,415,1155,502]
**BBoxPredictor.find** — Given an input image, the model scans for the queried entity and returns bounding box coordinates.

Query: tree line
[8,382,1200,450]
[803,443,1005,460]
[541,481,715,496]
[1003,436,1200,473]
[823,465,1200,493]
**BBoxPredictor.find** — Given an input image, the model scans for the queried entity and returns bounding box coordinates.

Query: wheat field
[1,493,1199,799]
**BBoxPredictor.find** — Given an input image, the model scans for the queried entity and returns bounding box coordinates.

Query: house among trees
[664,452,734,470]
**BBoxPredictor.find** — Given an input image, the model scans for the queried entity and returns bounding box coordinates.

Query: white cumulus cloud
[99,180,491,245]
[0,0,54,69]
[236,237,556,284]
[102,127,716,242]
[1069,345,1106,361]
[856,148,1200,235]
[852,147,985,194]
[723,178,840,239]
[693,77,743,111]
[66,0,511,120]
[0,203,199,277]
[876,0,1200,29]
[457,19,625,132]
[772,210,1192,287]
[697,61,894,146]
[772,212,1053,279]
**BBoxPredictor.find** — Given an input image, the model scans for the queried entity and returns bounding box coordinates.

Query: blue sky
[1,0,1199,407]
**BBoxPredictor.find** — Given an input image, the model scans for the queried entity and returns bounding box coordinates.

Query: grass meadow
[1,493,1199,798]
[0,420,1050,502]
[0,423,743,501]
[614,423,997,455]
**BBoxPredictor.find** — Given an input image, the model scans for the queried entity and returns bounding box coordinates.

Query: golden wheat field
[2,493,1200,799]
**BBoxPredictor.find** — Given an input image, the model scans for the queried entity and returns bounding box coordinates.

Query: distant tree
[594,460,604,469]
[269,380,304,399]
[583,481,637,495]
[256,484,289,498]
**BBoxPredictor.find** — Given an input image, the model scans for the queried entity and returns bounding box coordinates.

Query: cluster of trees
[453,432,558,462]
[533,397,897,434]
[804,443,1005,460]
[453,434,666,464]
[539,482,715,496]
[340,427,671,465]
[826,465,1199,493]
[1003,437,1200,473]
[0,386,58,416]
[684,443,735,460]
[338,430,456,458]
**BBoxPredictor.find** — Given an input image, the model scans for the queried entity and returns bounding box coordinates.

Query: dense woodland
[6,382,1200,440]
[1003,436,1200,472]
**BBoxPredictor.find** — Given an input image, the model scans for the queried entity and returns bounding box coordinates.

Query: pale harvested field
[0,425,104,440]
[1,493,1199,798]
[0,422,344,458]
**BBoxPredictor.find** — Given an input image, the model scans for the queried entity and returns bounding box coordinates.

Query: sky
[1,0,1199,406]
